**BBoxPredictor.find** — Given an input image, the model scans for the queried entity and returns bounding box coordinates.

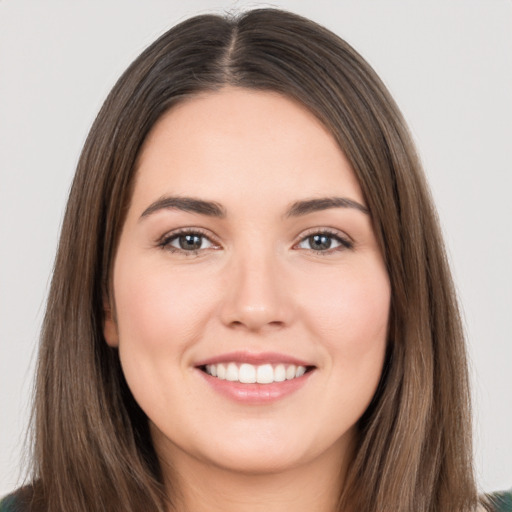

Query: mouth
[198,362,315,384]
[194,352,316,402]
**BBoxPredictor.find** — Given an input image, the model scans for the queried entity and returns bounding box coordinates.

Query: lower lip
[197,369,314,404]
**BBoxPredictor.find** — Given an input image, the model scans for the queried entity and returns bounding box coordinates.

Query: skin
[104,87,391,512]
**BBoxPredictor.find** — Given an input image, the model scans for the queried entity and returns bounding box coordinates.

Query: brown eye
[296,231,352,253]
[308,234,332,251]
[178,234,204,250]
[160,231,217,253]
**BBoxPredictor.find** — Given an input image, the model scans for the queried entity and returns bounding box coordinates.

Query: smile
[203,362,308,384]
[195,352,316,403]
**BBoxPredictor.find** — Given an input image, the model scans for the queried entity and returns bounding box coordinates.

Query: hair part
[27,8,482,512]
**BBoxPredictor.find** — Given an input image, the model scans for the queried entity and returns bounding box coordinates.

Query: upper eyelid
[158,227,219,244]
[292,228,354,254]
[156,226,352,248]
[294,227,352,244]
[157,228,221,256]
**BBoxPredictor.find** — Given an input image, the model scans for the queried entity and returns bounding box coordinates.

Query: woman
[1,8,510,512]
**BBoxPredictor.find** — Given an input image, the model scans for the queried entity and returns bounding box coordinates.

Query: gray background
[1,0,511,496]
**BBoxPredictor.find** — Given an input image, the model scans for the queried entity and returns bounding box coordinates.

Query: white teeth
[274,364,286,382]
[216,363,226,379]
[204,362,308,384]
[256,364,274,384]
[226,362,238,381]
[286,365,297,380]
[239,363,256,383]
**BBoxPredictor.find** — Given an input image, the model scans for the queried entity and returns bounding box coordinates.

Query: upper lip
[194,351,314,368]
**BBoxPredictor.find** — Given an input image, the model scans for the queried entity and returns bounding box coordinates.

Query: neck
[158,439,353,512]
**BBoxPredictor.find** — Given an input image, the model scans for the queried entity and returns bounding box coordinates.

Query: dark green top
[489,490,512,512]
[1,489,511,511]
[0,494,19,512]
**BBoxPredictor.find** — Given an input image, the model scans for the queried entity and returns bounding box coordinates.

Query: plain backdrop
[1,0,511,497]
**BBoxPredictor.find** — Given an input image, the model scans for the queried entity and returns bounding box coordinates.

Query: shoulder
[0,494,21,512]
[485,489,512,512]
[0,486,37,512]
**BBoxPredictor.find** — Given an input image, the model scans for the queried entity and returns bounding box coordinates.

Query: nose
[219,249,295,332]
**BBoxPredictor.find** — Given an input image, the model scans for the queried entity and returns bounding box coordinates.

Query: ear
[103,300,119,348]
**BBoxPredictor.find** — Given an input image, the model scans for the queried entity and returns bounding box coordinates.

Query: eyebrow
[140,196,226,219]
[139,195,369,221]
[285,197,369,217]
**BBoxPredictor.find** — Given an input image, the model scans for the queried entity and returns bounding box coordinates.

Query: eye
[295,231,352,253]
[158,229,218,254]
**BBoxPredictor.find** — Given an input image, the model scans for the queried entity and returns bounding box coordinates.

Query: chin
[152,417,352,478]
[206,441,309,475]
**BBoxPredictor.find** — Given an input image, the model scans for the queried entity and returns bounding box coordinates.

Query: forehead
[132,86,363,210]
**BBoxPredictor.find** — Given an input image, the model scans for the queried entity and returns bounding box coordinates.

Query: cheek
[111,257,222,422]
[301,261,390,365]
[112,257,220,357]
[285,260,390,447]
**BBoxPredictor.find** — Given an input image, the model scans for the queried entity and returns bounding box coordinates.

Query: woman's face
[104,87,390,476]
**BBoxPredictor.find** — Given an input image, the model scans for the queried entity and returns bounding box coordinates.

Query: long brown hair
[25,8,482,511]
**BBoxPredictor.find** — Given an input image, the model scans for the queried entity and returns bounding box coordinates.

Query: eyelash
[294,228,353,255]
[157,228,219,256]
[157,228,353,256]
